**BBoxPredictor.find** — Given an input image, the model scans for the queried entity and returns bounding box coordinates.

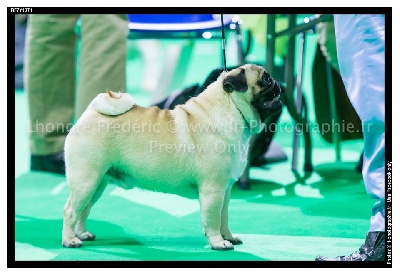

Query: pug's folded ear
[223,69,248,93]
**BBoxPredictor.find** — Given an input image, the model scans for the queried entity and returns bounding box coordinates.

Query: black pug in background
[154,66,287,189]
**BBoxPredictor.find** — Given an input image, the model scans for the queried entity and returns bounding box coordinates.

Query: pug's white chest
[229,142,250,181]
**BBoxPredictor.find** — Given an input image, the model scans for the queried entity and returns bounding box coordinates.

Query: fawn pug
[62,64,282,250]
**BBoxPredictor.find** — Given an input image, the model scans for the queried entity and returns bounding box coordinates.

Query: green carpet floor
[14,30,372,262]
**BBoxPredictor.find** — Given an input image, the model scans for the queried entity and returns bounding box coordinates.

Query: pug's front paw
[62,237,83,248]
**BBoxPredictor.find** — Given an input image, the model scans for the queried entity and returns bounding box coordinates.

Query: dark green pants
[25,14,128,155]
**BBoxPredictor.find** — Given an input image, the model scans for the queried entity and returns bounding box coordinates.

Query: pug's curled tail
[90,90,135,116]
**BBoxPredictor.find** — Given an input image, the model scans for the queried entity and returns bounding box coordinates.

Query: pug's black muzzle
[251,78,283,122]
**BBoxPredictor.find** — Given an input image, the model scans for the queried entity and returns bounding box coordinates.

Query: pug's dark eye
[259,72,272,87]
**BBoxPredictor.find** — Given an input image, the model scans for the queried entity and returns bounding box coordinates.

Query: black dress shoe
[30,151,65,175]
[315,231,385,261]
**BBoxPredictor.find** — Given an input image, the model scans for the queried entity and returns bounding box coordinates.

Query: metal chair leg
[326,59,342,161]
[292,32,305,173]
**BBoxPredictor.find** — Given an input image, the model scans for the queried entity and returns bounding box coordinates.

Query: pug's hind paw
[211,240,234,251]
[224,234,243,245]
[76,231,96,241]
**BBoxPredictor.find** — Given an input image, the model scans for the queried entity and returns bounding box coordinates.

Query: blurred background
[16,14,363,175]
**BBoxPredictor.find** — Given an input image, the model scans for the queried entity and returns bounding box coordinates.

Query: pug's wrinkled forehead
[242,64,266,85]
[230,64,264,78]
[223,64,268,93]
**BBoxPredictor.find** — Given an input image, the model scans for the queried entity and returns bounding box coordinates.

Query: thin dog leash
[220,14,227,72]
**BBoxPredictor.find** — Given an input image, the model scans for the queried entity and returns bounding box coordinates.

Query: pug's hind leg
[62,170,105,248]
[74,176,109,241]
[199,184,234,250]
[220,184,243,245]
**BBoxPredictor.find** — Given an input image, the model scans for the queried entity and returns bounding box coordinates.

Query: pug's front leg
[199,185,234,250]
[220,184,243,245]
